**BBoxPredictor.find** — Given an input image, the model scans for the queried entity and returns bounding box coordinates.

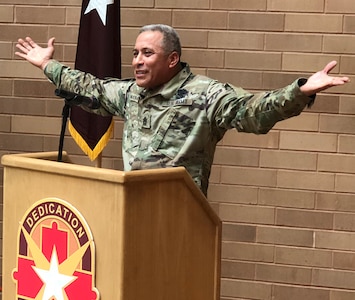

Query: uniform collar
[138,62,192,100]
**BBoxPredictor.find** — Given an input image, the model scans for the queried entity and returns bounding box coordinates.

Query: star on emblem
[33,247,77,300]
[84,0,114,26]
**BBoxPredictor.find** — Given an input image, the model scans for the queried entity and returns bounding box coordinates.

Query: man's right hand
[15,37,55,70]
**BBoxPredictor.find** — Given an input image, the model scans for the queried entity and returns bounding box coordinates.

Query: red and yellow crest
[12,198,99,300]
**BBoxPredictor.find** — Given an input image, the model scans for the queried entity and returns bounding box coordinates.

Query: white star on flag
[33,247,77,300]
[85,0,114,26]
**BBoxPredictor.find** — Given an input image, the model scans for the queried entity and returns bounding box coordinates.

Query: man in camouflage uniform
[16,24,349,195]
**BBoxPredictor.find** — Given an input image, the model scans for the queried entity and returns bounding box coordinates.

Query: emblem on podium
[12,198,99,300]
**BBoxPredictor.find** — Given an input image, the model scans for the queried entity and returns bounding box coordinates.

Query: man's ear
[168,51,180,68]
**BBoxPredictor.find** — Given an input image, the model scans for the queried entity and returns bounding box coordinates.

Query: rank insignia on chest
[142,110,151,129]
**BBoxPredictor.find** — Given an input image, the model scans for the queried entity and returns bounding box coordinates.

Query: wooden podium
[2,152,221,300]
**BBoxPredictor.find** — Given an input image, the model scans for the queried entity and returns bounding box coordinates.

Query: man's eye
[144,51,153,56]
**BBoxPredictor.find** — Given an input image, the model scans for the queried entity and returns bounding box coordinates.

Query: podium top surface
[2,151,221,224]
[2,151,191,183]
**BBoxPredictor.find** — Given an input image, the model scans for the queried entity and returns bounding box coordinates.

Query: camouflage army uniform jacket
[44,60,314,196]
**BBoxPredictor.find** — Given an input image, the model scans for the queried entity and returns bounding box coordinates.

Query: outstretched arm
[300,61,350,96]
[15,37,55,70]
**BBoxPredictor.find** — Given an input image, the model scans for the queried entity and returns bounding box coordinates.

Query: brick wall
[1,0,355,299]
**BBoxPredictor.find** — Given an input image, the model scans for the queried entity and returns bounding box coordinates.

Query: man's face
[132,30,174,89]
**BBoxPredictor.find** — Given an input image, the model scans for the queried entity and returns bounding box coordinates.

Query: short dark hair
[139,24,182,57]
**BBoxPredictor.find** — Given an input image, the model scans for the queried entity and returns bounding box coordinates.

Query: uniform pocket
[151,108,195,159]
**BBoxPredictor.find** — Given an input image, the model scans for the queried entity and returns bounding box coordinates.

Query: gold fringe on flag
[68,119,114,161]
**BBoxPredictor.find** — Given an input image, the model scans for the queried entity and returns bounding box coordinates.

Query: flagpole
[95,153,102,168]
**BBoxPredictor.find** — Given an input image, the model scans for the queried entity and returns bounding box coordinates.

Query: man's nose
[133,53,144,65]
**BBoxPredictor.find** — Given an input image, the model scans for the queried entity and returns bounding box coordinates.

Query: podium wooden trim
[2,151,221,300]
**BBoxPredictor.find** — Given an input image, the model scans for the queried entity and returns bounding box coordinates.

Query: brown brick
[14,79,55,98]
[208,30,264,50]
[48,25,79,43]
[274,285,330,300]
[259,188,315,209]
[16,6,66,24]
[0,5,14,23]
[316,192,355,212]
[268,0,324,12]
[279,131,337,152]
[0,42,12,59]
[219,203,275,224]
[208,184,258,204]
[0,61,44,79]
[49,0,81,5]
[0,133,44,151]
[173,10,227,29]
[331,290,355,300]
[221,166,277,187]
[278,112,320,131]
[320,114,355,134]
[278,170,335,191]
[282,53,340,73]
[308,94,340,114]
[178,29,208,48]
[334,251,355,271]
[257,226,314,247]
[182,49,224,68]
[262,71,308,90]
[222,223,257,243]
[221,278,272,299]
[318,153,355,174]
[156,0,209,9]
[63,44,77,63]
[211,0,267,10]
[313,268,355,289]
[0,79,12,96]
[229,12,284,31]
[339,135,355,154]
[344,15,355,34]
[265,33,322,52]
[225,50,282,71]
[336,174,355,193]
[285,13,342,33]
[121,0,154,7]
[2,0,53,3]
[0,24,48,42]
[316,230,355,251]
[275,246,332,268]
[340,95,355,114]
[66,7,81,25]
[0,96,46,115]
[256,263,312,285]
[11,115,61,135]
[222,241,274,262]
[222,260,255,280]
[0,115,11,132]
[214,147,260,167]
[260,149,317,171]
[209,164,221,184]
[221,130,279,149]
[121,27,140,46]
[121,8,171,27]
[326,0,355,13]
[276,208,333,229]
[324,35,355,55]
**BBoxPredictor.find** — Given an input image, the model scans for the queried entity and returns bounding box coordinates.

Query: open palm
[15,37,55,70]
[300,61,350,96]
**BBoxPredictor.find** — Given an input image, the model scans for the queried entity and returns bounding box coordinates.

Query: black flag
[69,0,121,160]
